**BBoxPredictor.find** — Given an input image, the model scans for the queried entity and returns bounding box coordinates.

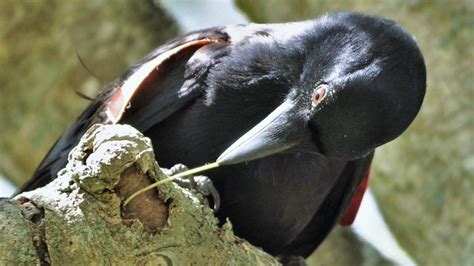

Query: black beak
[217,100,305,165]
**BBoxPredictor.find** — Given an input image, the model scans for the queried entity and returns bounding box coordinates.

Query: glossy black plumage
[18,12,426,259]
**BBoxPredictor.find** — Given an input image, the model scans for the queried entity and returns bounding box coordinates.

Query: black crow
[18,12,426,263]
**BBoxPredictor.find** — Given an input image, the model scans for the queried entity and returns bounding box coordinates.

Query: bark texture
[0,124,279,265]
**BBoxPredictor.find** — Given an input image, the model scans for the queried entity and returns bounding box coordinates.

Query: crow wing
[17,28,231,193]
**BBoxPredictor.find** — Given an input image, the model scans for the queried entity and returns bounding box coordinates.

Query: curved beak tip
[216,144,256,165]
[215,100,303,166]
[216,154,231,165]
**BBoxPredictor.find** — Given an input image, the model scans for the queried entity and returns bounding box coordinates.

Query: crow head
[217,13,426,164]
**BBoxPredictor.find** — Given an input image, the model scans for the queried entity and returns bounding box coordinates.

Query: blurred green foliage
[0,0,178,185]
[236,0,474,265]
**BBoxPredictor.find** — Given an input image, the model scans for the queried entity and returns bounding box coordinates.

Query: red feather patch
[339,167,370,227]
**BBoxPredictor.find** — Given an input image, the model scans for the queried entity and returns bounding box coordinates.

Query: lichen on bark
[0,124,279,265]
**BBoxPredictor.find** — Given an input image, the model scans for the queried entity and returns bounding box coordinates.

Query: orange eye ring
[311,85,327,107]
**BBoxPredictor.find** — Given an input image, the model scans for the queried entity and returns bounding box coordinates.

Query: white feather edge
[105,39,219,124]
[352,188,417,266]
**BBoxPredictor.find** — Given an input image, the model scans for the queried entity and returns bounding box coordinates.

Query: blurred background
[0,0,472,265]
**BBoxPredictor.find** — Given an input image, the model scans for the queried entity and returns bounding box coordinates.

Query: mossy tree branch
[0,124,279,265]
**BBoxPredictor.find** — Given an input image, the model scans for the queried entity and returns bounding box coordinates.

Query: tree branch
[0,124,279,265]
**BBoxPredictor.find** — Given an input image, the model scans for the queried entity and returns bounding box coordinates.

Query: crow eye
[311,84,328,107]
